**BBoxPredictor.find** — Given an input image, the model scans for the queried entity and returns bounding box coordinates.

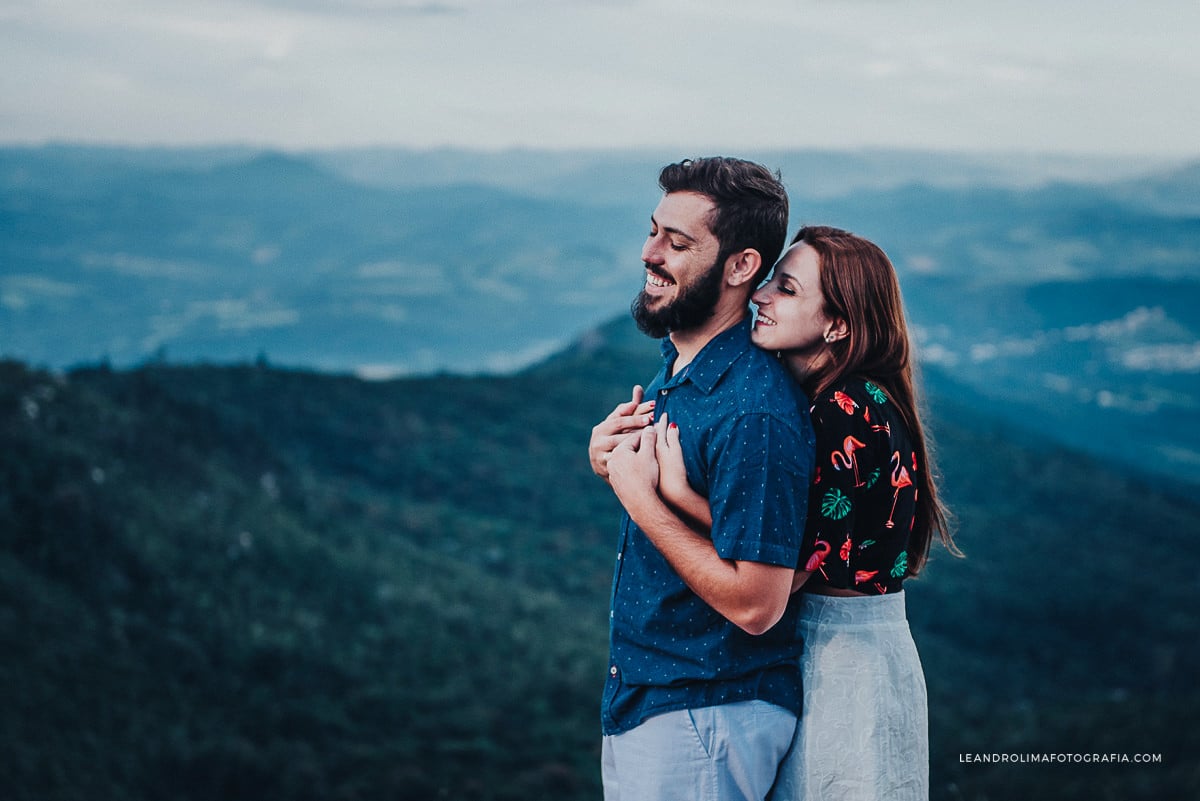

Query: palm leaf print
[891,550,908,578]
[820,488,852,520]
[864,381,887,404]
[864,467,881,489]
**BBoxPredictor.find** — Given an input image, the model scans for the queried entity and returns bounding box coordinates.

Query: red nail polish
[669,422,678,430]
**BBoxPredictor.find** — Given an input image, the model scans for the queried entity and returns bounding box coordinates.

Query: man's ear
[725,249,762,287]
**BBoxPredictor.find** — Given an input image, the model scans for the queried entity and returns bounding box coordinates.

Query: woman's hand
[654,414,690,507]
[588,385,656,482]
[654,414,713,531]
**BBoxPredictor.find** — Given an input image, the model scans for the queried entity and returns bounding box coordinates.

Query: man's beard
[631,257,725,339]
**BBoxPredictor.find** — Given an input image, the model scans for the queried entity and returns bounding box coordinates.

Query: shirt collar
[659,316,753,395]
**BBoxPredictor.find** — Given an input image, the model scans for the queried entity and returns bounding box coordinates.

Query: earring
[825,332,836,343]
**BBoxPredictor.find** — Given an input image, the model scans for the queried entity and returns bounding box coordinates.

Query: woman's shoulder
[811,376,911,446]
[811,376,892,416]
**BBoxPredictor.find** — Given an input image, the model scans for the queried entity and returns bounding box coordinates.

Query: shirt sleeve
[706,412,814,567]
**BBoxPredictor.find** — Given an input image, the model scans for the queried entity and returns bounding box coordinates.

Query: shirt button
[659,388,669,396]
[610,666,618,676]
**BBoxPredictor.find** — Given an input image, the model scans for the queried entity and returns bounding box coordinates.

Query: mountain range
[3,145,1198,490]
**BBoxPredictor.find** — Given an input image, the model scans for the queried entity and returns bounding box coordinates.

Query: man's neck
[668,303,748,377]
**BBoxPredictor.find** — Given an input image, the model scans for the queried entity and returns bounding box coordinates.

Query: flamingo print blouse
[800,377,918,595]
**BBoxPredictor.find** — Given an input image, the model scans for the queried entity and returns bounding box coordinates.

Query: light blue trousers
[601,700,797,801]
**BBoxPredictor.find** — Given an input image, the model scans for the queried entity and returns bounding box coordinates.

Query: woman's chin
[752,331,790,355]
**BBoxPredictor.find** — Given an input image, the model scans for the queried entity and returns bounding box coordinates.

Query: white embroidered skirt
[770,591,928,801]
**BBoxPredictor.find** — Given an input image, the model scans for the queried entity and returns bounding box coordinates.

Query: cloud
[1120,343,1200,373]
[1063,307,1173,343]
[1,275,81,311]
[1,0,1198,154]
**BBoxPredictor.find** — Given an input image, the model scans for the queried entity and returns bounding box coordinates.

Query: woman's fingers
[605,387,655,431]
[591,385,657,480]
[665,417,681,449]
[655,412,681,456]
[610,385,645,417]
[629,384,644,408]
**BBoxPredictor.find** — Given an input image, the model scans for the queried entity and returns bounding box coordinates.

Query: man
[588,157,815,801]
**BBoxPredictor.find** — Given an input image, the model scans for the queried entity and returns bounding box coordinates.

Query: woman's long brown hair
[792,226,960,574]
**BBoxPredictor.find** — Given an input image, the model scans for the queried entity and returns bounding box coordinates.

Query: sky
[2,0,1198,157]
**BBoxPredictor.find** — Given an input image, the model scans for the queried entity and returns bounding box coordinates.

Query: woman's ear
[824,318,850,343]
[725,249,762,288]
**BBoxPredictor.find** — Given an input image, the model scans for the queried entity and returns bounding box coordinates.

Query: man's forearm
[628,496,794,635]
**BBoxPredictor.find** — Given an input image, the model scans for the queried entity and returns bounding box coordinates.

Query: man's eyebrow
[650,214,699,243]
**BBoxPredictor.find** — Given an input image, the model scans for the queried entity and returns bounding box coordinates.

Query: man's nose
[641,237,664,264]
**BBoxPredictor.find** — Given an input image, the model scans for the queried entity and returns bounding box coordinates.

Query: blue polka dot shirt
[603,317,816,735]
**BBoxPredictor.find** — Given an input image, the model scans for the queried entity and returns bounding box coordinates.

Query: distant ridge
[1110,157,1200,214]
[200,150,338,185]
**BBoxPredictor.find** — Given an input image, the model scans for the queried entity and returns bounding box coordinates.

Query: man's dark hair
[658,157,789,284]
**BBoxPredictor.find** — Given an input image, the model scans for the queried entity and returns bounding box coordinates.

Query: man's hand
[588,385,655,481]
[607,426,661,510]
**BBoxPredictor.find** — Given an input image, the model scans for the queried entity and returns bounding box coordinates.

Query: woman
[613,226,957,800]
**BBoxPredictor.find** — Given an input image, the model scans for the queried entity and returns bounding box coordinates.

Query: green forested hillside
[2,319,1197,800]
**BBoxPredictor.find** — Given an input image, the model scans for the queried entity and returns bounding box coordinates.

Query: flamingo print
[832,391,858,415]
[887,451,913,529]
[855,570,879,584]
[805,539,832,580]
[864,408,890,435]
[831,435,867,486]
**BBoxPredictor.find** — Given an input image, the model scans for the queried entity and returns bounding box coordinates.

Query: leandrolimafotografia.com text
[959,753,1163,765]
